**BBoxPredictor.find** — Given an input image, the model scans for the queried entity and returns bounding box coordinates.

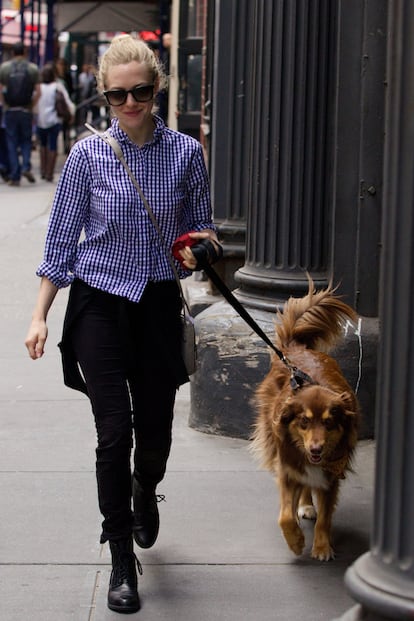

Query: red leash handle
[171,232,198,265]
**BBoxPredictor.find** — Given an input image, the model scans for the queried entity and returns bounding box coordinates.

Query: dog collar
[322,454,349,478]
[288,364,317,390]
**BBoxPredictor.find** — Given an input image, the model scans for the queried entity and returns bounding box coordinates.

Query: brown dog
[251,279,360,561]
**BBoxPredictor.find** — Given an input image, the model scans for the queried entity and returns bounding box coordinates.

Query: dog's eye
[323,417,335,430]
[299,417,310,429]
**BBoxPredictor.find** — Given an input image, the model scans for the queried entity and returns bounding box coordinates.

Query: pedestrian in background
[0,42,40,186]
[25,34,221,614]
[36,63,75,182]
[76,63,94,126]
[54,57,74,154]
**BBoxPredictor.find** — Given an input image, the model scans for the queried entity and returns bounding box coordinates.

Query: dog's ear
[337,391,359,448]
[338,391,357,416]
[330,391,359,442]
[280,397,300,424]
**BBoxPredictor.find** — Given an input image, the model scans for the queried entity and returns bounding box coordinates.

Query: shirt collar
[109,115,165,148]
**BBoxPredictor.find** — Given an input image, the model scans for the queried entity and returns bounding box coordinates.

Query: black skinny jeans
[70,281,181,543]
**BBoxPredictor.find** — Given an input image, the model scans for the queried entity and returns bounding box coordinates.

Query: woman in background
[36,63,75,181]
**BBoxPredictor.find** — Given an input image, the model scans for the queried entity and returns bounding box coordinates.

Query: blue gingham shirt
[37,115,215,302]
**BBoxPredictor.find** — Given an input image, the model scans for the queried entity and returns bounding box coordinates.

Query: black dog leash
[199,259,315,390]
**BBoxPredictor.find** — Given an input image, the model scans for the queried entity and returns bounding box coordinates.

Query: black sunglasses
[103,84,155,106]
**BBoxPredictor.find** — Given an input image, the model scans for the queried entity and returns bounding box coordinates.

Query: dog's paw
[311,542,335,561]
[298,504,317,520]
[280,522,305,556]
[289,536,306,556]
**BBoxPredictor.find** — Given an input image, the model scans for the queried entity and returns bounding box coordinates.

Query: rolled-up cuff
[36,261,73,288]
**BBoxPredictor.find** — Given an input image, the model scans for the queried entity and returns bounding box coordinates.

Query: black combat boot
[108,537,142,613]
[132,477,160,549]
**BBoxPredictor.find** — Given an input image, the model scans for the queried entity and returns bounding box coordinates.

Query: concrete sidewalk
[0,160,375,621]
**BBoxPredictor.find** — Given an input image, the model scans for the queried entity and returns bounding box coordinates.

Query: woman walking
[25,34,220,614]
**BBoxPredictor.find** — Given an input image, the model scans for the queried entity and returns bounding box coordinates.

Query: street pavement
[0,151,375,620]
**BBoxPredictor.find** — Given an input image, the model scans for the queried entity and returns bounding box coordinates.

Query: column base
[234,267,328,311]
[332,603,389,620]
[343,552,414,620]
[189,299,273,438]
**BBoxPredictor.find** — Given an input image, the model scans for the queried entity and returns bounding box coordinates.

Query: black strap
[203,264,315,389]
[203,264,284,359]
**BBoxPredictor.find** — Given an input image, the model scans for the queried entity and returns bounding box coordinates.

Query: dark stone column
[337,3,414,618]
[187,0,252,311]
[209,0,257,289]
[235,0,335,309]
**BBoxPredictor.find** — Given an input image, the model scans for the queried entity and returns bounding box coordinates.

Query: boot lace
[117,551,143,583]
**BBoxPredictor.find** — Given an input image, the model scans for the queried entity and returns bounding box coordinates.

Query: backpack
[4,61,33,107]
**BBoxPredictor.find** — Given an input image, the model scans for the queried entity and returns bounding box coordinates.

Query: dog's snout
[310,446,323,456]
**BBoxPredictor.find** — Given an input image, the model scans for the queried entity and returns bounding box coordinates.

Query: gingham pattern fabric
[37,115,215,302]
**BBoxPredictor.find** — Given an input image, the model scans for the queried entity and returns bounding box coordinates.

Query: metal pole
[30,0,35,61]
[44,0,54,62]
[20,0,25,44]
[36,0,42,65]
[0,0,3,63]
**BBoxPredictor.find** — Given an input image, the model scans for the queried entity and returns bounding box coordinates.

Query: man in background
[0,42,40,186]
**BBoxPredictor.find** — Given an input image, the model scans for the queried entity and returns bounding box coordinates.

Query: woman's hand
[25,319,48,360]
[24,277,58,360]
[178,229,220,270]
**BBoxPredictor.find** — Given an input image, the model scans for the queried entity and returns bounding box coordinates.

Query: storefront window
[187,0,203,37]
[186,54,202,111]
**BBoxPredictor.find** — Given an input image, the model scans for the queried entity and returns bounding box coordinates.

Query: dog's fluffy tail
[275,278,357,352]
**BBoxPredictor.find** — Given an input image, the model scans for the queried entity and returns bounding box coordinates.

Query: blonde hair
[98,34,167,92]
